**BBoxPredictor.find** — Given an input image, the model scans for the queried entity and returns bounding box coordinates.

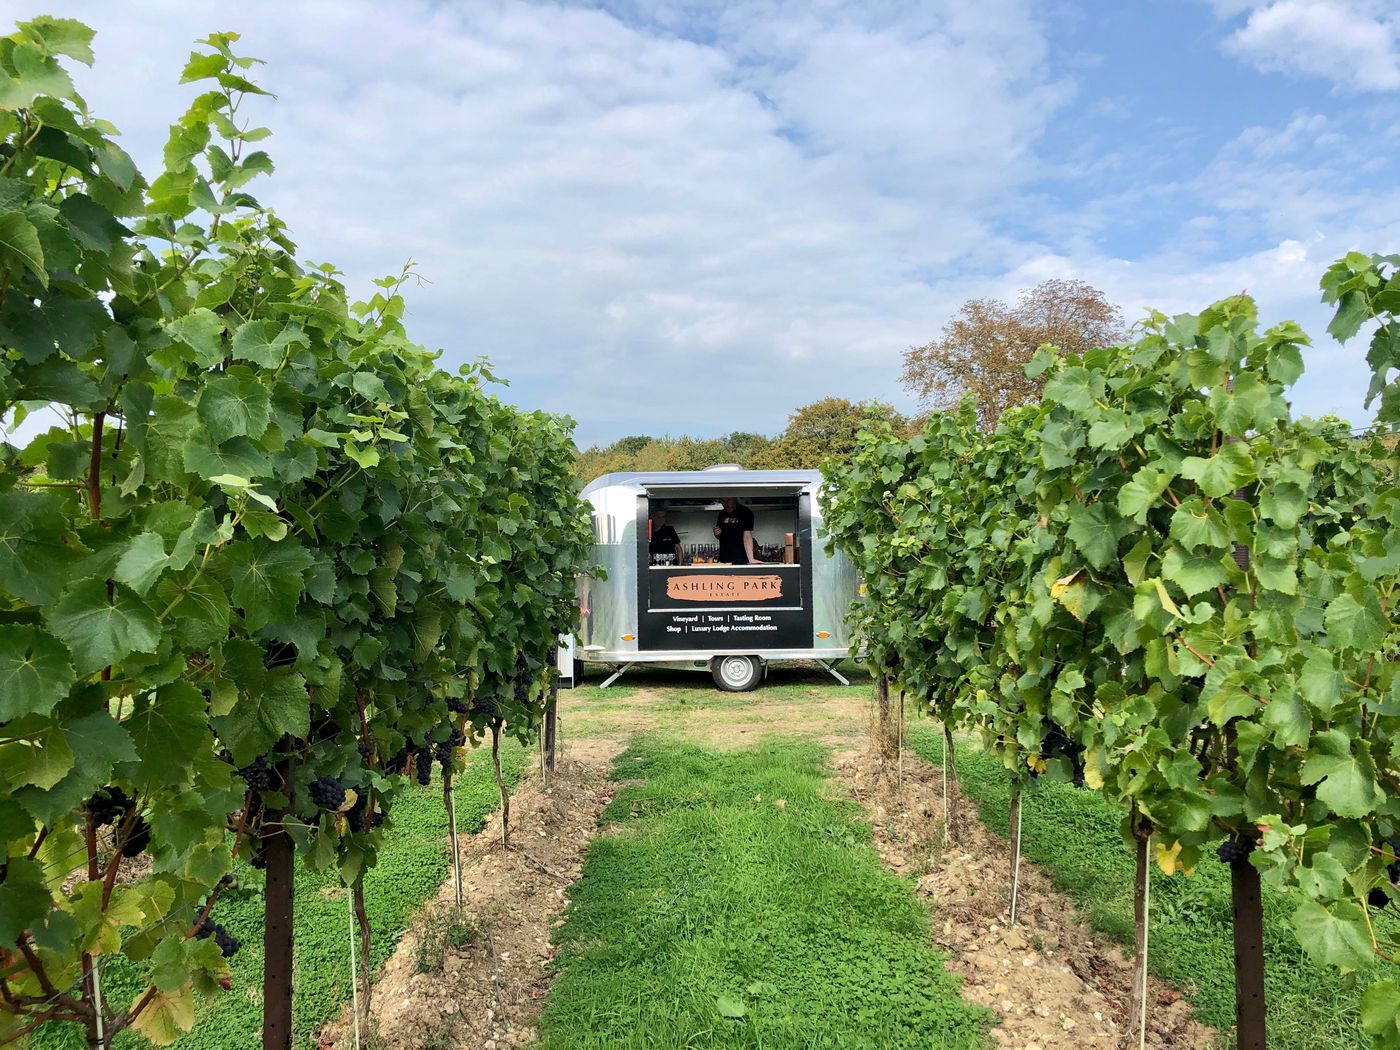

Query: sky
[15,0,1400,446]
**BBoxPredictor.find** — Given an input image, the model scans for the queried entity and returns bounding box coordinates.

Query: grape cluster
[346,795,388,833]
[87,786,134,827]
[389,747,409,774]
[447,698,468,715]
[249,842,267,870]
[120,817,151,858]
[194,914,241,958]
[357,739,375,763]
[237,757,273,792]
[1216,838,1254,865]
[415,750,433,786]
[308,776,346,811]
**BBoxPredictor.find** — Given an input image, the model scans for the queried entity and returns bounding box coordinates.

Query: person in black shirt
[649,508,682,562]
[713,496,755,565]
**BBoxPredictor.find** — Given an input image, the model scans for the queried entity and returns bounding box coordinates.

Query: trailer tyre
[711,655,762,692]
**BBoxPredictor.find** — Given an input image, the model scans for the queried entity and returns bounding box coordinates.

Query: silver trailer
[570,466,859,691]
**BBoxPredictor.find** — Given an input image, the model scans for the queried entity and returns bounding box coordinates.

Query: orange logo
[665,575,783,602]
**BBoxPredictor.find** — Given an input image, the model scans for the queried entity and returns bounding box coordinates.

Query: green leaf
[1042,367,1103,412]
[1259,481,1306,528]
[20,16,96,64]
[1169,498,1228,551]
[1116,468,1170,522]
[1301,747,1385,818]
[0,857,51,948]
[197,367,272,443]
[121,684,207,788]
[1299,652,1344,714]
[226,539,313,631]
[182,434,270,481]
[1324,591,1386,651]
[0,212,46,288]
[166,307,226,368]
[229,320,308,368]
[0,290,108,364]
[47,579,161,675]
[1065,503,1125,569]
[1161,546,1226,598]
[1361,981,1400,1039]
[1292,899,1374,971]
[114,532,170,595]
[1179,442,1253,498]
[0,626,74,719]
[210,647,309,765]
[1262,689,1310,748]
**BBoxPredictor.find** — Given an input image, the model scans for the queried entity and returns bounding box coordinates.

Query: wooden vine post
[543,645,559,780]
[1229,835,1268,1050]
[263,758,296,1050]
[943,723,959,844]
[1130,806,1153,1050]
[874,673,893,759]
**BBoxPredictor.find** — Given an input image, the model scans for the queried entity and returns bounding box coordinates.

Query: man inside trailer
[713,496,756,565]
[648,507,682,561]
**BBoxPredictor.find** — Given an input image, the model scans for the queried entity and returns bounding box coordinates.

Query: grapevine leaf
[120,684,207,788]
[114,532,170,595]
[229,319,307,367]
[197,367,272,443]
[1301,742,1385,819]
[1116,468,1169,523]
[48,579,161,675]
[716,994,747,1019]
[0,290,108,364]
[1298,652,1344,714]
[0,626,74,719]
[1292,899,1374,971]
[1042,366,1103,411]
[0,858,51,948]
[210,664,309,766]
[1169,498,1228,551]
[129,982,198,1046]
[1323,591,1386,651]
[1361,981,1400,1040]
[166,307,226,368]
[0,212,46,287]
[1065,503,1126,569]
[226,539,312,630]
[1160,546,1226,598]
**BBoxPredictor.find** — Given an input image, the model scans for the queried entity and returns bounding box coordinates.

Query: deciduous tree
[901,279,1124,429]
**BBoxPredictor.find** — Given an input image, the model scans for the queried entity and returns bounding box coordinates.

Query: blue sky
[22,0,1400,445]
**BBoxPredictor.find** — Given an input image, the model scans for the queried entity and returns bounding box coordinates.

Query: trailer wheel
[711,655,762,692]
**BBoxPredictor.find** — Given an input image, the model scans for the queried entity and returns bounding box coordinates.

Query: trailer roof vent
[702,463,742,471]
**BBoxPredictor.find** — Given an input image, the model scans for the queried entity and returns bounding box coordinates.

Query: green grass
[31,742,526,1050]
[906,723,1395,1050]
[535,736,990,1050]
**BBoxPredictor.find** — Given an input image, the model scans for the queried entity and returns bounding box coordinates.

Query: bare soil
[316,741,621,1050]
[837,744,1217,1050]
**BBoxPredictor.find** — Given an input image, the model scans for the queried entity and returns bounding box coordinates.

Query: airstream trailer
[570,467,860,691]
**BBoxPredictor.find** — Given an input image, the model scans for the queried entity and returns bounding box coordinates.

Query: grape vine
[826,274,1400,1046]
[0,18,592,1049]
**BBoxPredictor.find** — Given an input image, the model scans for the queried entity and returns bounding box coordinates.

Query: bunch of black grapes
[194,913,240,958]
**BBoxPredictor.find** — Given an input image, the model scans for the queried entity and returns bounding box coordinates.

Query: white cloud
[31,0,1073,443]
[10,1,1394,449]
[1216,1,1400,92]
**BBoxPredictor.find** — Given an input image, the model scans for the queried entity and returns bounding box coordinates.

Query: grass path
[535,735,989,1050]
[31,742,526,1050]
[906,722,1397,1050]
